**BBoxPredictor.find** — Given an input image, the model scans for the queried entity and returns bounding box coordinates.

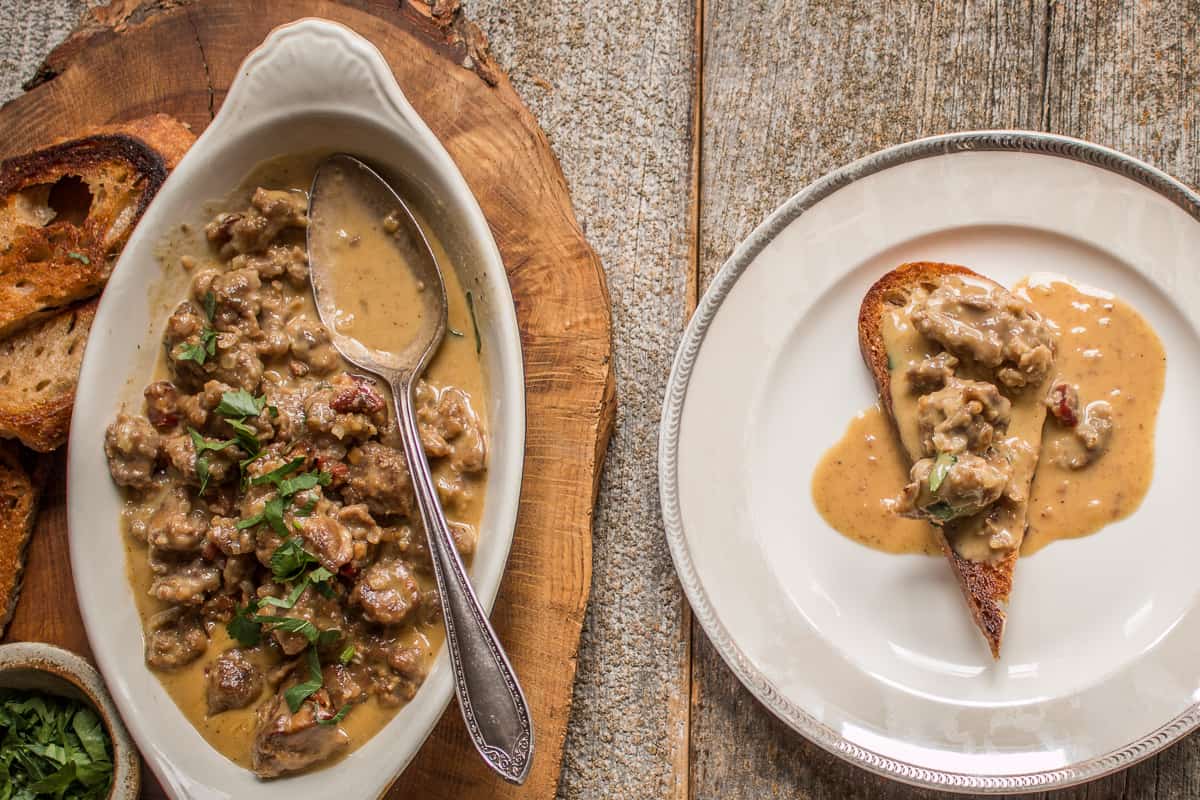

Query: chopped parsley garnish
[216,389,266,419]
[177,291,219,365]
[66,251,91,266]
[0,689,114,799]
[316,704,353,726]
[283,648,324,713]
[250,457,305,488]
[465,290,482,354]
[237,447,329,534]
[277,470,331,498]
[925,502,959,522]
[270,537,321,582]
[258,578,311,610]
[928,453,957,494]
[176,328,217,365]
[188,427,237,494]
[339,644,356,665]
[227,603,263,647]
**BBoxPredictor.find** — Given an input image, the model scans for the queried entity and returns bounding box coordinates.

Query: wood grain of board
[690,2,1200,799]
[0,2,614,799]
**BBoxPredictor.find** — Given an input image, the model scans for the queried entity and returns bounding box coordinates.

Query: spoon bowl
[308,153,447,376]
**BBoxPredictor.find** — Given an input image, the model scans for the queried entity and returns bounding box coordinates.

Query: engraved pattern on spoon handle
[391,377,534,785]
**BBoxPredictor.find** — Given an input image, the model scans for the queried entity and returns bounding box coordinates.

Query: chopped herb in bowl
[0,688,113,799]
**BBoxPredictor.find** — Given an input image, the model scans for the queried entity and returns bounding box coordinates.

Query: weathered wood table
[4,1,1199,798]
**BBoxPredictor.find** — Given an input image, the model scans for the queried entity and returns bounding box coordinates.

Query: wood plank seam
[1040,0,1053,130]
[684,0,704,798]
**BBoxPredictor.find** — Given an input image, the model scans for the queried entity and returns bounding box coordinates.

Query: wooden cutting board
[0,1,615,798]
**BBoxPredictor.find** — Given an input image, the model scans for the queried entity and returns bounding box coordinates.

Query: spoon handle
[390,378,534,784]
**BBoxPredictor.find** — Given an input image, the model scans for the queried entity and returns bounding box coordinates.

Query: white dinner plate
[660,132,1200,793]
[67,20,525,800]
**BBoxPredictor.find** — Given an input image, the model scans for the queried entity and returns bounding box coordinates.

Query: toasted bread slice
[0,441,41,637]
[0,116,194,452]
[0,299,98,453]
[0,119,190,339]
[859,262,1023,658]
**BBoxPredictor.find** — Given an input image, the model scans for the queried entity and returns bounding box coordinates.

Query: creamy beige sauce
[813,274,1163,560]
[125,153,487,771]
[811,405,940,555]
[876,276,1050,562]
[307,167,431,355]
[1019,276,1166,554]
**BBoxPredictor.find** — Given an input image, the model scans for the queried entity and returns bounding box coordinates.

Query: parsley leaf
[262,496,289,537]
[925,502,960,523]
[236,511,264,530]
[250,457,305,488]
[338,644,356,665]
[255,615,321,644]
[188,427,236,456]
[175,328,217,365]
[216,389,266,419]
[270,537,320,582]
[227,602,263,647]
[66,251,91,266]
[188,427,236,494]
[178,296,218,364]
[283,648,324,713]
[259,579,310,610]
[277,470,331,499]
[316,704,352,726]
[196,456,212,495]
[928,453,957,494]
[225,417,261,457]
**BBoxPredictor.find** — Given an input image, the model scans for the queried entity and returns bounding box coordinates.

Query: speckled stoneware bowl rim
[0,641,140,799]
[658,130,1200,794]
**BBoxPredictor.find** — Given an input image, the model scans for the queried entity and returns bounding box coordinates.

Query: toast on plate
[0,114,193,452]
[859,262,1055,657]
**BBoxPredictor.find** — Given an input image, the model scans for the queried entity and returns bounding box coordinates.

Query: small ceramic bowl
[0,642,140,799]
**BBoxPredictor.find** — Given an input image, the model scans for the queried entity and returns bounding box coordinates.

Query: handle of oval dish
[209,19,428,141]
[391,376,534,784]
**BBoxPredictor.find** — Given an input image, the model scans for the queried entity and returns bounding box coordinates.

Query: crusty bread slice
[0,114,191,340]
[0,299,97,453]
[0,116,194,452]
[0,441,41,637]
[858,261,1017,659]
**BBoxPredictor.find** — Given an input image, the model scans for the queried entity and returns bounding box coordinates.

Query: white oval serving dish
[67,18,525,799]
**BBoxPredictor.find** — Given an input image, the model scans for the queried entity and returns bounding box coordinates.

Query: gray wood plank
[0,0,83,102]
[462,2,699,799]
[692,1,1200,798]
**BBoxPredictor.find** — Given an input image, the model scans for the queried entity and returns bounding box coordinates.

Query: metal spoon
[306,154,533,784]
